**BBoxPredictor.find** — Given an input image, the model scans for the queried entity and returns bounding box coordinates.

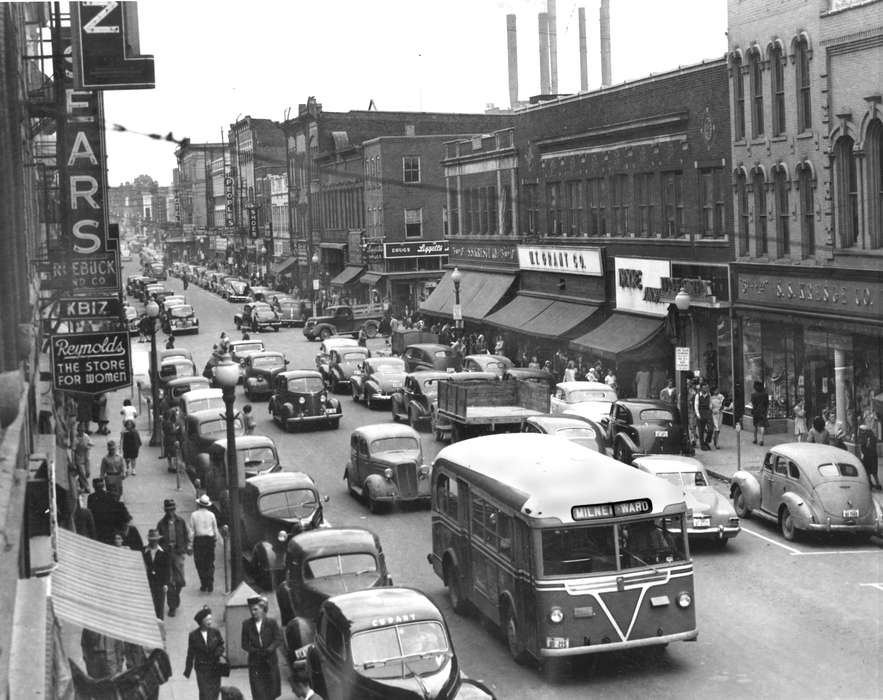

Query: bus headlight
[383,468,394,480]
[298,396,306,404]
[676,591,692,608]
[548,606,564,624]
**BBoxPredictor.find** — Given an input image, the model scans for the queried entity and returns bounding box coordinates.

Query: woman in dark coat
[240,596,282,700]
[750,381,769,446]
[184,606,226,700]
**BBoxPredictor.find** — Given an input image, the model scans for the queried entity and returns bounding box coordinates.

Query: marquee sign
[572,499,653,521]
[383,240,450,259]
[51,331,132,394]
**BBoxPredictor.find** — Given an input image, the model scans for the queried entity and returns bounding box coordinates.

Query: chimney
[506,14,519,109]
[538,12,551,95]
[548,0,558,94]
[578,6,588,92]
[600,0,612,87]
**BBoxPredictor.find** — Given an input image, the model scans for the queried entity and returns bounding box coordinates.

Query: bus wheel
[445,562,467,615]
[503,606,530,665]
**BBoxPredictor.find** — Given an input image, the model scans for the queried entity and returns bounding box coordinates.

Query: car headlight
[320,394,327,402]
[298,396,306,404]
[548,606,564,624]
[677,591,692,608]
[418,465,431,479]
[383,468,393,480]
[276,530,287,543]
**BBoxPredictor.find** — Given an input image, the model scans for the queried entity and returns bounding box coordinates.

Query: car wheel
[368,493,382,514]
[319,327,332,340]
[345,471,356,497]
[732,486,750,518]
[780,508,799,542]
[503,605,530,665]
[408,406,419,430]
[445,561,467,615]
[351,384,360,402]
[366,392,373,410]
[613,440,631,464]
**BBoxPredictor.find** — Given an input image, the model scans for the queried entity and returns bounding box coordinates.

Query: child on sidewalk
[242,404,256,435]
[120,398,138,427]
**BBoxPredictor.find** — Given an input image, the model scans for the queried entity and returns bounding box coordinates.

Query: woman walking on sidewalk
[121,419,142,476]
[750,381,769,446]
[710,386,725,449]
[793,400,808,442]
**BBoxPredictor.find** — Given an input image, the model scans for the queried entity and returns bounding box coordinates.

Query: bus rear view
[428,433,697,668]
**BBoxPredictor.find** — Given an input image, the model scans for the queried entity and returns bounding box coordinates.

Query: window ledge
[750,138,767,146]
[796,131,814,140]
[770,135,788,142]
[834,246,883,257]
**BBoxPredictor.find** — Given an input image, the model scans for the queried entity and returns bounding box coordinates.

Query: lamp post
[311,253,320,316]
[145,300,162,447]
[674,287,695,457]
[213,354,243,588]
[451,267,463,333]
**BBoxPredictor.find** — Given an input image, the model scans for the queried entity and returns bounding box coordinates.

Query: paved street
[93,262,883,699]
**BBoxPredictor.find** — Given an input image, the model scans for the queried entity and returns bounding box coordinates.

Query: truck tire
[319,327,332,340]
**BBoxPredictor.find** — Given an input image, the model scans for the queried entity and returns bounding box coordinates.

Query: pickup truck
[302,304,383,341]
[436,377,550,443]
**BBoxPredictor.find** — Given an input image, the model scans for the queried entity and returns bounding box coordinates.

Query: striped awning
[53,528,165,649]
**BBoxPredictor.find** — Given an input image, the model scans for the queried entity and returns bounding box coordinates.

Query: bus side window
[435,473,459,519]
[498,511,513,558]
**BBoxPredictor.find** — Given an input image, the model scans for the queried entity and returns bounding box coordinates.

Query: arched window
[770,43,786,136]
[795,36,812,132]
[797,164,816,257]
[834,136,858,248]
[749,48,764,138]
[773,166,790,256]
[866,119,883,249]
[732,53,746,141]
[753,171,768,255]
[735,170,749,255]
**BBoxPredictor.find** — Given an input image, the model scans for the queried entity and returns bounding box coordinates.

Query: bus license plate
[545,637,569,649]
[692,516,710,528]
[843,509,860,518]
[655,430,669,438]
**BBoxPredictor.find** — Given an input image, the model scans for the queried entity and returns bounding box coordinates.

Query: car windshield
[657,471,708,489]
[240,446,278,471]
[433,350,454,359]
[161,360,193,377]
[253,355,284,369]
[371,359,404,374]
[234,342,264,355]
[185,397,224,413]
[817,462,861,478]
[305,553,377,579]
[370,437,419,454]
[555,426,600,451]
[342,352,368,363]
[565,389,616,403]
[228,281,247,294]
[640,409,675,423]
[170,305,193,317]
[541,517,686,576]
[352,622,450,680]
[200,417,242,437]
[287,376,325,393]
[258,489,319,520]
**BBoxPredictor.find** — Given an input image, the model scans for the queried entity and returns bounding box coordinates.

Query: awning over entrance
[271,256,298,275]
[486,295,601,339]
[319,242,347,251]
[52,529,164,649]
[419,270,515,321]
[569,312,666,362]
[361,272,383,286]
[329,265,365,287]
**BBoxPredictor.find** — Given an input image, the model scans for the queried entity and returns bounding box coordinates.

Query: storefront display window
[854,336,882,438]
[715,317,732,397]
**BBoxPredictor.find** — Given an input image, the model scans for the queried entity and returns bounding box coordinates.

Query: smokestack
[538,12,551,95]
[578,7,588,92]
[506,14,518,108]
[548,0,558,94]
[600,0,612,87]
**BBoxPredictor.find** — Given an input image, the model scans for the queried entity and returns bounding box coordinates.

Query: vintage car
[224,279,252,303]
[429,371,498,441]
[633,454,740,546]
[390,371,450,429]
[160,294,186,312]
[294,587,496,700]
[162,304,199,335]
[315,338,360,387]
[229,338,266,365]
[607,399,683,463]
[503,367,557,395]
[140,282,166,303]
[146,261,167,280]
[521,414,606,453]
[160,376,211,411]
[196,434,283,504]
[235,301,282,333]
[327,346,371,393]
[249,286,274,302]
[126,275,153,297]
[549,381,618,424]
[402,344,461,374]
[243,351,288,400]
[276,298,312,327]
[344,424,431,513]
[241,472,326,590]
[730,443,883,541]
[180,407,244,469]
[351,356,406,408]
[269,370,342,431]
[123,304,139,332]
[158,356,198,397]
[178,388,225,427]
[158,348,193,364]
[461,354,514,377]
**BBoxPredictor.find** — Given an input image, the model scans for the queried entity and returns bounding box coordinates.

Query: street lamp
[145,300,162,447]
[213,354,244,588]
[451,267,463,332]
[674,287,694,457]
[311,253,320,316]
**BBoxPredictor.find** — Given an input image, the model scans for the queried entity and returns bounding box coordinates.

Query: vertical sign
[247,206,259,238]
[224,176,235,226]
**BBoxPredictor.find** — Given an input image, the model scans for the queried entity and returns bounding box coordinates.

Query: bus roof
[434,434,686,524]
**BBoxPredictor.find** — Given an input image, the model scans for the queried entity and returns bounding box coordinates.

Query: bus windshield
[541,516,687,576]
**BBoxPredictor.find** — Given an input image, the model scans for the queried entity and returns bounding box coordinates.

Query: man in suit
[155,498,191,617]
[184,606,226,700]
[88,478,130,544]
[142,529,169,620]
[240,595,282,700]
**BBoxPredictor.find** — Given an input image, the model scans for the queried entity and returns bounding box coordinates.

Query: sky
[103,0,728,187]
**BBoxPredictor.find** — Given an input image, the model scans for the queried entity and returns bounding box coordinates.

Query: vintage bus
[427,433,697,666]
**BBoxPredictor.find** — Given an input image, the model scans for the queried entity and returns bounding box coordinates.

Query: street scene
[1,0,882,699]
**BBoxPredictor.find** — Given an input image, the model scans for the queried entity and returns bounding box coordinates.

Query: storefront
[368,240,449,316]
[733,265,883,439]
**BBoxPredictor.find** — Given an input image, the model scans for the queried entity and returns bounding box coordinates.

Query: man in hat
[143,529,170,620]
[241,595,282,700]
[184,605,226,700]
[88,478,130,545]
[189,494,220,593]
[156,499,191,617]
[100,440,125,500]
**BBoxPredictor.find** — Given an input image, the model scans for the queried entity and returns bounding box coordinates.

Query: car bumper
[284,409,340,424]
[540,628,698,657]
[375,493,432,503]
[686,525,741,539]
[804,521,880,533]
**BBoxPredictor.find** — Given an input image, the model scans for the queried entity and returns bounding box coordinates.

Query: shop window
[774,167,790,257]
[699,168,725,238]
[636,172,656,237]
[546,182,561,235]
[834,136,858,248]
[662,171,684,238]
[797,165,815,257]
[866,119,883,249]
[404,208,423,238]
[501,184,512,235]
[854,335,882,439]
[749,48,764,138]
[770,43,786,137]
[795,36,812,132]
[752,172,768,255]
[733,53,746,141]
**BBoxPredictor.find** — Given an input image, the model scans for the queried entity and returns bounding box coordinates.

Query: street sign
[51,331,132,394]
[58,296,122,320]
[675,346,690,371]
[452,303,463,321]
[312,279,320,291]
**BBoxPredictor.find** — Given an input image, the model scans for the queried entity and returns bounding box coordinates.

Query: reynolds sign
[51,331,132,394]
[384,240,450,259]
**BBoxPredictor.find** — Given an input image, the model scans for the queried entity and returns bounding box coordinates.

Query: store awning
[361,272,383,286]
[486,295,600,339]
[569,312,666,362]
[420,270,515,321]
[319,242,347,251]
[52,529,164,649]
[330,265,365,287]
[271,256,298,275]
[485,295,554,330]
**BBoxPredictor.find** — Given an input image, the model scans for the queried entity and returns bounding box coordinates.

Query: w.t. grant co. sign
[384,241,449,259]
[736,271,880,320]
[51,331,132,394]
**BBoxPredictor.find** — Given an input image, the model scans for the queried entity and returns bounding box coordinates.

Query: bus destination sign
[572,499,653,521]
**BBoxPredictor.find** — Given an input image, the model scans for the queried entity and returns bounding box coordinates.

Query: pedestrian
[793,399,808,442]
[120,398,138,427]
[242,404,256,435]
[190,494,220,593]
[824,409,838,437]
[143,529,170,620]
[710,386,725,449]
[87,478,128,544]
[121,419,142,476]
[857,424,881,490]
[585,365,599,383]
[100,440,126,500]
[357,327,367,347]
[635,367,651,399]
[94,392,109,435]
[219,331,230,353]
[694,382,713,451]
[184,606,227,700]
[163,408,182,474]
[282,674,324,700]
[183,275,190,291]
[73,426,94,492]
[563,360,577,383]
[74,492,96,539]
[542,360,553,375]
[528,355,539,369]
[77,395,94,435]
[750,380,769,446]
[156,499,191,617]
[81,628,125,679]
[604,368,618,392]
[241,595,282,700]
[165,334,176,350]
[122,515,144,551]
[807,415,830,445]
[494,335,505,357]
[242,331,251,341]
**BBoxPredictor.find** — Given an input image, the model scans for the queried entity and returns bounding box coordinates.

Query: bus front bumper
[539,628,698,657]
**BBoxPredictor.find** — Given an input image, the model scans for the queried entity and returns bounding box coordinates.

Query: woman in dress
[793,400,808,442]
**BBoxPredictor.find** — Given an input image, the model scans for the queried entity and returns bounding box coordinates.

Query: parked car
[162,304,199,335]
[269,370,342,431]
[302,305,383,341]
[160,294,186,312]
[730,443,883,541]
[315,338,360,387]
[550,381,618,424]
[178,388,225,426]
[158,356,198,397]
[235,301,282,333]
[243,351,288,400]
[276,298,312,327]
[350,356,406,408]
[402,343,461,374]
[181,407,244,469]
[196,434,283,504]
[344,424,430,513]
[429,371,498,441]
[249,286,274,302]
[146,261,167,280]
[241,472,326,590]
[462,354,514,377]
[521,414,606,453]
[294,588,496,700]
[327,346,371,393]
[161,378,212,412]
[224,279,252,303]
[606,399,683,463]
[633,455,740,546]
[126,275,152,297]
[123,304,139,332]
[390,371,450,429]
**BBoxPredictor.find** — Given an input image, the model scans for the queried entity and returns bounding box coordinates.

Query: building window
[774,167,790,256]
[487,185,498,235]
[404,208,423,238]
[501,184,512,235]
[547,182,562,235]
[733,53,746,141]
[524,183,538,234]
[797,165,815,257]
[586,177,607,236]
[449,190,459,236]
[770,43,786,136]
[662,171,683,238]
[749,48,764,138]
[753,171,768,255]
[635,172,656,237]
[866,119,883,249]
[567,181,583,236]
[700,169,715,237]
[611,174,630,236]
[834,136,858,248]
[795,37,812,132]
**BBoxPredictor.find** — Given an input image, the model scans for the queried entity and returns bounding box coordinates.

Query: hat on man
[92,477,105,489]
[194,606,212,625]
[107,440,116,447]
[196,494,212,507]
[247,595,268,609]
[147,528,162,541]
[163,498,176,510]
